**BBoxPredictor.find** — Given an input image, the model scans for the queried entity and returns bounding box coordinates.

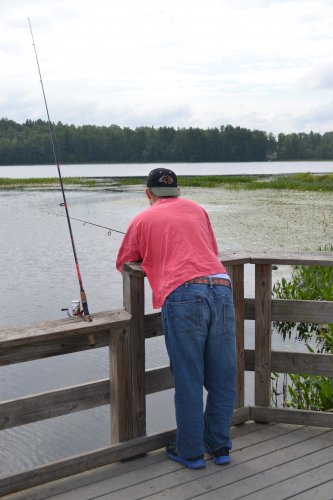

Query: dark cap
[146,168,180,197]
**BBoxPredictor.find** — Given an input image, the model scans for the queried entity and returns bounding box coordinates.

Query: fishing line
[28,18,95,346]
[43,210,126,236]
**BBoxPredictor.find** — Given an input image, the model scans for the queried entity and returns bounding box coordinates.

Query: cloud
[1,0,333,134]
[300,62,333,90]
[293,100,333,128]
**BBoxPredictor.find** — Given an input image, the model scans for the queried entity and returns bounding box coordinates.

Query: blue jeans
[161,281,236,459]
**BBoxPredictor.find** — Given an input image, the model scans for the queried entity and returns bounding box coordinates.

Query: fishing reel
[61,301,95,347]
[61,300,82,318]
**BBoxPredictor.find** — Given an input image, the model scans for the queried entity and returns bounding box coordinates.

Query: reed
[117,173,333,191]
[0,177,98,188]
[1,173,333,191]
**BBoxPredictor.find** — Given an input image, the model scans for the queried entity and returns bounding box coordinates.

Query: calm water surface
[0,181,332,477]
[1,160,333,178]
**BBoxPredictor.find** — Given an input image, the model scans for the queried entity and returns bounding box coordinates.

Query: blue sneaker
[207,447,230,465]
[165,444,206,469]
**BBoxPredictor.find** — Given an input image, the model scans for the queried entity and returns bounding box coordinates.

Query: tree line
[1,118,333,165]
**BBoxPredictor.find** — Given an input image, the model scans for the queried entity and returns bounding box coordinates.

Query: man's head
[146,168,180,197]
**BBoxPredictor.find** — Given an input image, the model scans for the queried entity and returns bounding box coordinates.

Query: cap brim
[150,186,180,196]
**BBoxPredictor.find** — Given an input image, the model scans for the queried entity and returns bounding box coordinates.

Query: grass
[1,173,333,191]
[247,173,333,191]
[117,173,333,191]
[0,177,99,188]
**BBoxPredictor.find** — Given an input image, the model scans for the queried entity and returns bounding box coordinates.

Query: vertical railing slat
[227,264,245,408]
[254,263,272,407]
[109,324,132,441]
[110,264,146,442]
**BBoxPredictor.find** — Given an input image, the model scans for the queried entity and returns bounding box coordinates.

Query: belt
[186,277,231,288]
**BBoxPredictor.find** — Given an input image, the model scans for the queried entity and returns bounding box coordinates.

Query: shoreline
[1,173,333,192]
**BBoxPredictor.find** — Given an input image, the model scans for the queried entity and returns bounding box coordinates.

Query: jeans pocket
[167,298,201,335]
[223,302,236,337]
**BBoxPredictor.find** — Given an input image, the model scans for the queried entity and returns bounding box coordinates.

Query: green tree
[1,118,333,165]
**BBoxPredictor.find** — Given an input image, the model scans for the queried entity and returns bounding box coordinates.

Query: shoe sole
[165,451,206,469]
[214,456,230,465]
[205,448,231,466]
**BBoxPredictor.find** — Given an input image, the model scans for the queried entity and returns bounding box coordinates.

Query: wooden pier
[0,250,332,499]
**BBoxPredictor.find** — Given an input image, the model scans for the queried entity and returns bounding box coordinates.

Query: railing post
[109,263,146,442]
[254,263,272,407]
[226,263,245,408]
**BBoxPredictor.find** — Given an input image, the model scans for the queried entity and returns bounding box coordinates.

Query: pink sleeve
[116,223,142,272]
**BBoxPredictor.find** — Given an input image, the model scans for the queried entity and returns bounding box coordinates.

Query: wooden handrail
[0,309,131,348]
[221,249,333,266]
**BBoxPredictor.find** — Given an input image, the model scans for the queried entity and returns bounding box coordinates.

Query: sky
[1,0,333,136]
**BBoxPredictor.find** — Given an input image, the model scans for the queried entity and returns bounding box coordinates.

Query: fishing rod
[43,210,125,236]
[28,18,95,346]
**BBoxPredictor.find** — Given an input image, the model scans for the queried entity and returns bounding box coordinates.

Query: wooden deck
[5,422,333,500]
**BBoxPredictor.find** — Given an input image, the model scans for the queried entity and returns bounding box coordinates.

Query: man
[116,167,236,470]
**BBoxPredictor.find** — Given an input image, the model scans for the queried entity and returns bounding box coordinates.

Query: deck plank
[1,422,264,500]
[3,424,332,500]
[289,479,333,500]
[239,461,333,500]
[139,429,332,500]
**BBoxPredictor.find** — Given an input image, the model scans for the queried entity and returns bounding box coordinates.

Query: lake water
[1,160,333,178]
[0,164,332,478]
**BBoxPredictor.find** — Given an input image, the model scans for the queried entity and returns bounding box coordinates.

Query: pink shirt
[116,197,227,308]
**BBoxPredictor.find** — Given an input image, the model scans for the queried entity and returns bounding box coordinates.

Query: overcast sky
[1,0,333,135]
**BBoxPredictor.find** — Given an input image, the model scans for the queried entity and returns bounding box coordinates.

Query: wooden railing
[0,250,332,496]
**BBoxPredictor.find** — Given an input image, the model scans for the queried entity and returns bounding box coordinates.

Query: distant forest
[1,118,333,165]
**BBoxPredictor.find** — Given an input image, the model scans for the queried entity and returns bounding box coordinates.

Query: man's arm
[116,224,142,272]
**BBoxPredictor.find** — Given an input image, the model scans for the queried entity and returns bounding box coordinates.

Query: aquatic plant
[273,247,333,349]
[0,177,98,188]
[2,173,333,191]
[117,173,333,191]
[272,245,333,411]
